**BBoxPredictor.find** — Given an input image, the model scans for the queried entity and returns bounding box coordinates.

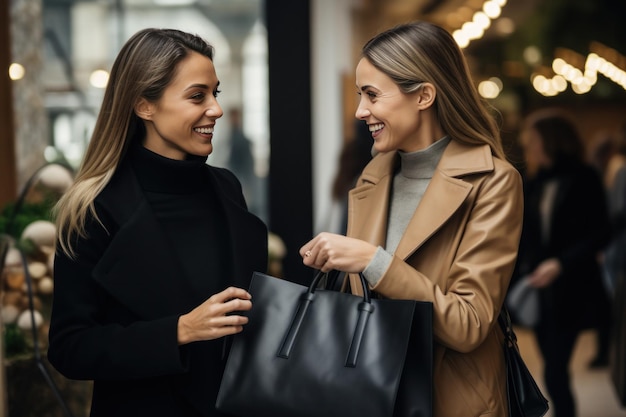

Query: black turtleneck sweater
[129,144,232,303]
[129,144,238,416]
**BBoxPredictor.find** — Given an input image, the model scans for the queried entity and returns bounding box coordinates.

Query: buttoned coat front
[347,139,523,417]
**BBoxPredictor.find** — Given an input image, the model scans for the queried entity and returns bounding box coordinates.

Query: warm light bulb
[478,80,501,99]
[9,63,25,80]
[483,1,502,19]
[453,30,470,48]
[90,69,109,88]
[473,11,491,30]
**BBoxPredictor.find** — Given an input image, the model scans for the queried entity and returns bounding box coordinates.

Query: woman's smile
[369,123,385,138]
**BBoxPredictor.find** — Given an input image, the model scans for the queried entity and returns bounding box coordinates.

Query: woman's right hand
[177,286,252,345]
[299,232,377,273]
[527,258,562,288]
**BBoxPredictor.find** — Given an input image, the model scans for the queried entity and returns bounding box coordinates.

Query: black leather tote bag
[216,270,433,417]
[499,308,549,417]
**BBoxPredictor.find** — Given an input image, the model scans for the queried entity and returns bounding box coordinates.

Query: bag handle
[498,307,519,349]
[318,269,347,292]
[310,269,371,303]
[277,270,375,368]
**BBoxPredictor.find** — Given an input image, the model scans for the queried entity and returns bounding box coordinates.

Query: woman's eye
[213,89,221,98]
[356,91,377,99]
[191,93,205,101]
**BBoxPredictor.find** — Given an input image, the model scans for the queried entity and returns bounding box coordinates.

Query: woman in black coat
[48,28,268,417]
[515,108,611,417]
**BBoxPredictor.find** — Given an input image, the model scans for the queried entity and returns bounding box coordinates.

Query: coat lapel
[93,161,268,319]
[394,171,472,259]
[348,140,493,260]
[347,156,394,246]
[206,168,268,288]
[92,160,195,318]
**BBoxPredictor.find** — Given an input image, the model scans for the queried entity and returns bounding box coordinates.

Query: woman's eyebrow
[185,83,209,91]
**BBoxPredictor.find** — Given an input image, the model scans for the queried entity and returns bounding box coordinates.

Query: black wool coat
[48,156,268,417]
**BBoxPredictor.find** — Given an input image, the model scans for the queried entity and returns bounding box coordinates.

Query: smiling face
[355,58,428,153]
[135,51,223,160]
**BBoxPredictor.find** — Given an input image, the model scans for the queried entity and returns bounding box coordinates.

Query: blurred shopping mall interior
[1,0,625,416]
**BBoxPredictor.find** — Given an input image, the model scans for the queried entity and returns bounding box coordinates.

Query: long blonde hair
[361,21,505,159]
[54,28,215,257]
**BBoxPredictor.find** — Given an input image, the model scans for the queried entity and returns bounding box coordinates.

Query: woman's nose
[355,105,370,120]
[207,101,223,119]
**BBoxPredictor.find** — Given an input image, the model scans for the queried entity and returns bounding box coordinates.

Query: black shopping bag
[216,270,433,417]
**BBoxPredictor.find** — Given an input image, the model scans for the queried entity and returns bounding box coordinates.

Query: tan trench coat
[347,139,523,417]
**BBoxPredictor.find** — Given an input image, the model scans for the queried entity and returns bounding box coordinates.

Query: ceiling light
[90,69,109,89]
[9,63,25,80]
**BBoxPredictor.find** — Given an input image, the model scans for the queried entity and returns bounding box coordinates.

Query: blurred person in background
[600,123,626,295]
[515,108,611,417]
[602,123,626,405]
[586,127,626,369]
[226,107,258,213]
[587,130,617,185]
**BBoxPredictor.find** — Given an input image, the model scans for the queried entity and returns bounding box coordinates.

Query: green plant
[3,323,28,357]
[0,197,56,239]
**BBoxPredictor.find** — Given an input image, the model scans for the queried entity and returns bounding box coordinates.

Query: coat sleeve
[47,205,188,381]
[371,163,523,352]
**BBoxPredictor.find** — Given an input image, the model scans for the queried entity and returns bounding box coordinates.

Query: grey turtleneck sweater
[363,136,451,286]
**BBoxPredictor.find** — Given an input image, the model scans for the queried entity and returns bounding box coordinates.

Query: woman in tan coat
[300,21,523,417]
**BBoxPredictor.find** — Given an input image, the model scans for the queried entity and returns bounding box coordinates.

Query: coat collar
[92,157,267,319]
[347,139,494,260]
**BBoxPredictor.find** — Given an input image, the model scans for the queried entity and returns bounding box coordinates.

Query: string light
[478,77,502,99]
[451,2,624,98]
[453,0,509,49]
[450,0,509,98]
[531,43,626,96]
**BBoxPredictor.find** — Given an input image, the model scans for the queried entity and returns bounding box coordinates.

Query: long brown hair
[54,28,215,257]
[361,21,505,159]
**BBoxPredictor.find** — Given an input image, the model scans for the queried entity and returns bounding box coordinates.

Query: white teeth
[369,123,384,132]
[194,127,214,134]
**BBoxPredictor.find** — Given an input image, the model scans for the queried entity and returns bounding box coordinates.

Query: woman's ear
[134,97,154,121]
[416,83,436,110]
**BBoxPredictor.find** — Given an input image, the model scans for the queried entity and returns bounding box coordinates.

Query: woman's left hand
[299,232,377,273]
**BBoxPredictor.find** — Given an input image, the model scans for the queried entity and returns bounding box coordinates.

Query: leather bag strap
[277,270,375,368]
